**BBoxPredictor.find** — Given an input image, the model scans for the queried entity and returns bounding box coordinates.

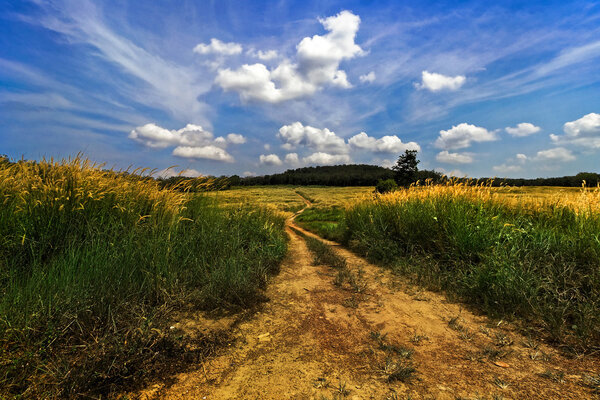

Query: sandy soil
[134,198,599,400]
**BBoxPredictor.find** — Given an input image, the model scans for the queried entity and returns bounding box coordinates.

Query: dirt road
[136,198,599,399]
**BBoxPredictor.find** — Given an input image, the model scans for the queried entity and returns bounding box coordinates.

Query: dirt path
[135,198,599,399]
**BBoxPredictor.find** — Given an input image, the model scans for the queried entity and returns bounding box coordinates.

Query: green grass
[0,158,287,398]
[342,188,600,351]
[295,206,345,241]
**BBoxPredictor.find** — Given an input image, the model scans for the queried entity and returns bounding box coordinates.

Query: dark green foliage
[342,195,600,350]
[375,179,398,193]
[241,164,396,186]
[392,150,420,187]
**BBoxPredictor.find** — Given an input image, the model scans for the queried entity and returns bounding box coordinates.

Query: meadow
[342,183,600,351]
[219,183,600,350]
[2,169,599,397]
[0,158,287,398]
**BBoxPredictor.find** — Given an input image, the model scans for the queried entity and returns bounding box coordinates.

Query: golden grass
[373,179,600,215]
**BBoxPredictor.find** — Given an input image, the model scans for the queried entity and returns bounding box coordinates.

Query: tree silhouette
[392,150,420,187]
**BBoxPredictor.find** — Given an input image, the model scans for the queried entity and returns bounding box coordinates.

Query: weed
[494,332,514,347]
[382,357,416,383]
[539,369,565,383]
[582,374,600,393]
[409,330,429,345]
[493,377,510,389]
[335,380,350,397]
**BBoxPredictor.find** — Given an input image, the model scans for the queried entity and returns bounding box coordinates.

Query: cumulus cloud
[551,113,600,148]
[516,153,528,162]
[415,71,466,92]
[492,164,523,174]
[348,132,420,153]
[534,147,576,162]
[302,152,350,165]
[359,71,376,83]
[277,122,348,154]
[155,168,203,178]
[129,123,243,162]
[381,159,395,169]
[284,152,301,166]
[247,49,279,61]
[215,10,364,103]
[193,38,242,56]
[434,123,497,150]
[435,151,474,164]
[172,146,233,162]
[243,171,256,177]
[226,133,246,144]
[505,122,541,137]
[259,154,283,165]
[436,167,466,177]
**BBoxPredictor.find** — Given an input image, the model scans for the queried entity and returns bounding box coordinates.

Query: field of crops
[0,159,287,398]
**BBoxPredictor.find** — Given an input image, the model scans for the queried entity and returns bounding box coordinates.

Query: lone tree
[392,149,420,187]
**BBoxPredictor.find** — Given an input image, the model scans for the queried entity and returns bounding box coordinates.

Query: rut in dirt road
[136,196,600,399]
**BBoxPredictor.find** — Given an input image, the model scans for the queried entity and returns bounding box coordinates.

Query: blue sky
[1,0,599,178]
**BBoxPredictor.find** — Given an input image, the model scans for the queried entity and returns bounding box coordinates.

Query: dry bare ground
[133,196,599,400]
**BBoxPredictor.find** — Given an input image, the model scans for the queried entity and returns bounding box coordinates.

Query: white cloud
[215,10,364,103]
[415,71,466,92]
[564,113,600,137]
[31,1,211,123]
[129,123,213,148]
[284,152,301,166]
[516,153,528,162]
[381,159,395,169]
[263,143,271,150]
[492,164,523,174]
[243,171,256,177]
[492,153,529,174]
[302,152,351,165]
[259,154,283,166]
[155,168,203,178]
[436,167,466,177]
[193,38,242,56]
[550,113,600,148]
[534,147,576,162]
[129,123,241,162]
[434,123,497,150]
[359,71,376,83]
[226,133,246,144]
[505,122,541,137]
[348,132,420,153]
[247,49,279,61]
[436,151,474,164]
[277,121,348,154]
[172,145,233,162]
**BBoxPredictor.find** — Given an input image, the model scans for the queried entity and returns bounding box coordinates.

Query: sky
[1,0,599,178]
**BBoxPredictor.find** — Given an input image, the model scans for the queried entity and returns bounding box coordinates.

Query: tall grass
[0,157,287,397]
[342,180,600,350]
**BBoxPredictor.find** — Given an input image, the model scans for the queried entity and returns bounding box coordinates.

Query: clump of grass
[0,156,287,398]
[539,369,565,383]
[343,180,600,350]
[383,357,417,383]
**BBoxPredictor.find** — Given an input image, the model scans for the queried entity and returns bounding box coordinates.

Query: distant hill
[238,164,600,188]
[238,164,443,186]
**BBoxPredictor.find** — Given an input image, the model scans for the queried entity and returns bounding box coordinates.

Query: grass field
[219,184,600,351]
[341,182,600,351]
[0,159,287,398]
